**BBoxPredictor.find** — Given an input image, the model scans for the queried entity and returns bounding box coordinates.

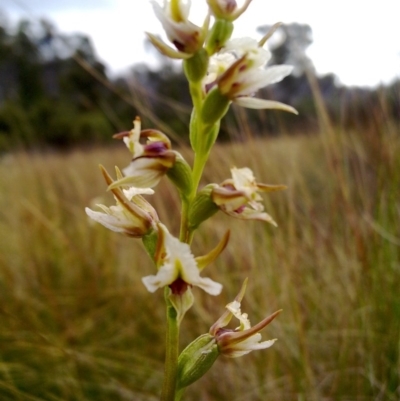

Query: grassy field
[0,103,399,400]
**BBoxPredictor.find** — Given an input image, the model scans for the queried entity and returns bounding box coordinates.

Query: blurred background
[0,0,399,149]
[0,1,399,400]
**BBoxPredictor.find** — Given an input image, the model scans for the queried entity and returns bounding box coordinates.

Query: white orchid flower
[142,224,225,296]
[210,279,281,358]
[111,117,177,189]
[147,0,209,58]
[211,167,286,226]
[204,37,297,113]
[85,166,158,237]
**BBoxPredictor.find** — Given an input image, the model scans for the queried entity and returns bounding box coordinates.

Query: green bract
[206,19,234,54]
[166,153,194,200]
[177,333,219,390]
[142,229,159,261]
[184,49,209,82]
[201,89,230,126]
[188,184,219,230]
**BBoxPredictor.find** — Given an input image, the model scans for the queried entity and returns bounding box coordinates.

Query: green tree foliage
[0,17,397,152]
[0,17,134,150]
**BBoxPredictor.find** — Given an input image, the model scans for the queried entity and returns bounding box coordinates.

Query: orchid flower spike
[85,166,159,237]
[210,279,281,358]
[211,167,287,226]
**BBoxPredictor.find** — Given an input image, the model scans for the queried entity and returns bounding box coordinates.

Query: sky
[2,0,400,87]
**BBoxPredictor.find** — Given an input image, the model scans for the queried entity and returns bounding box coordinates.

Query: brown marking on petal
[216,328,234,336]
[144,141,169,154]
[205,81,217,93]
[225,0,237,13]
[173,40,186,52]
[112,131,130,139]
[140,129,171,148]
[220,309,282,347]
[169,277,191,295]
[222,183,236,191]
[234,205,246,214]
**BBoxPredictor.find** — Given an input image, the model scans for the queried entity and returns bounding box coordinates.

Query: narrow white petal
[85,208,131,233]
[123,187,154,199]
[142,262,178,292]
[194,277,223,295]
[261,65,293,85]
[234,97,298,114]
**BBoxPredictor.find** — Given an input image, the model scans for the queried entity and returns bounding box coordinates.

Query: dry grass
[0,107,399,400]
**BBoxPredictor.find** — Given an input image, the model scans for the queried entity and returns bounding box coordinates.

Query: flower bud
[177,334,219,389]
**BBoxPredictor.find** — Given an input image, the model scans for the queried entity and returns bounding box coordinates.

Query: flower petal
[142,224,222,295]
[234,97,298,113]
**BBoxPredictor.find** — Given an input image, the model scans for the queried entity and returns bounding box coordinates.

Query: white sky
[2,0,400,87]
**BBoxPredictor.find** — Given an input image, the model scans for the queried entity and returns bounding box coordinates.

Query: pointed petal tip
[234,97,298,115]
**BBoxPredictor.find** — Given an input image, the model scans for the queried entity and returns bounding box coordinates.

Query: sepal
[195,230,230,271]
[145,32,192,59]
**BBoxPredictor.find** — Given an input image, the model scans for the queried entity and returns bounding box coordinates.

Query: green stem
[179,198,189,243]
[174,388,185,401]
[191,151,208,198]
[188,81,203,113]
[160,289,180,401]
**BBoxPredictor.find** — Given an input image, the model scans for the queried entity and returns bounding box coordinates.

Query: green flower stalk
[84,1,297,399]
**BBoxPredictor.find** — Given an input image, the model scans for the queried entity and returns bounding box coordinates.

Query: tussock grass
[0,108,399,400]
